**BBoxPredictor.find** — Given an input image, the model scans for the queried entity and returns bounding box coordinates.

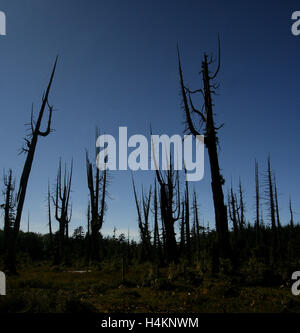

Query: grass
[1,262,300,313]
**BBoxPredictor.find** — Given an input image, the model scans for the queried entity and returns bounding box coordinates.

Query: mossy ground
[1,261,300,313]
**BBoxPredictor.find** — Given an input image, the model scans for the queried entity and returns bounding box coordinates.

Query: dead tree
[289,196,294,228]
[273,174,281,229]
[132,178,152,261]
[184,176,191,261]
[153,180,162,262]
[1,170,16,273]
[86,144,107,261]
[192,190,201,261]
[53,159,73,264]
[47,181,53,255]
[179,201,186,256]
[178,39,230,259]
[86,202,91,261]
[255,160,260,243]
[155,161,181,264]
[273,174,283,258]
[266,156,276,231]
[6,58,57,274]
[238,179,245,229]
[265,155,278,261]
[228,186,239,243]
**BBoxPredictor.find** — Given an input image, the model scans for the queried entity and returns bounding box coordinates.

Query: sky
[0,0,300,240]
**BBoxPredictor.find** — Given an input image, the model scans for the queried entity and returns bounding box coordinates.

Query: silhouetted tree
[238,178,245,230]
[255,160,260,243]
[289,196,294,228]
[152,180,162,262]
[86,138,107,261]
[6,58,57,274]
[47,181,54,255]
[53,159,73,264]
[265,155,278,261]
[155,160,180,264]
[273,174,281,229]
[179,201,185,256]
[228,185,239,244]
[184,176,191,261]
[192,190,201,261]
[86,202,91,261]
[178,39,230,261]
[132,178,152,261]
[266,156,276,231]
[1,170,16,273]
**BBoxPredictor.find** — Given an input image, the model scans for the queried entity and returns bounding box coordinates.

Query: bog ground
[1,262,300,313]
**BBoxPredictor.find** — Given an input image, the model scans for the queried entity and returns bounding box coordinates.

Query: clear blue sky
[0,0,299,240]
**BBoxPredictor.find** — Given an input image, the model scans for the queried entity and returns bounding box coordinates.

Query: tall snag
[153,180,162,262]
[179,201,186,256]
[86,134,107,261]
[178,40,230,259]
[255,160,260,243]
[155,160,181,264]
[265,155,278,261]
[266,156,276,231]
[1,170,16,273]
[192,190,201,261]
[238,179,245,230]
[6,58,57,274]
[86,202,91,261]
[53,159,73,264]
[273,174,281,229]
[132,178,152,261]
[184,175,191,261]
[228,185,239,244]
[289,196,294,228]
[47,181,53,255]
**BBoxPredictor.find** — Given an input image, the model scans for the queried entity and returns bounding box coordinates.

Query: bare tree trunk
[255,160,260,244]
[155,159,180,264]
[47,181,53,255]
[153,180,162,263]
[53,159,73,264]
[178,42,230,260]
[192,191,201,261]
[289,196,294,228]
[184,179,191,261]
[267,156,276,231]
[238,179,245,229]
[273,174,282,258]
[86,202,91,261]
[228,186,239,244]
[179,201,185,256]
[273,175,281,229]
[266,156,277,261]
[86,129,108,261]
[3,170,15,274]
[132,178,152,261]
[7,58,57,274]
